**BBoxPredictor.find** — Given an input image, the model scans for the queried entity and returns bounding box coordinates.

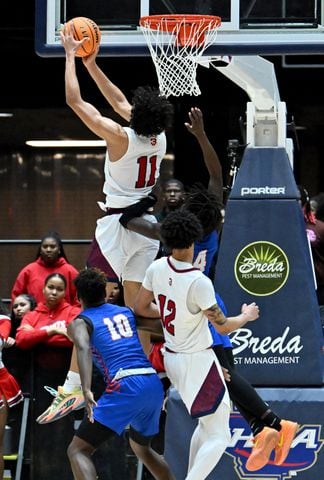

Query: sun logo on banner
[234,241,289,295]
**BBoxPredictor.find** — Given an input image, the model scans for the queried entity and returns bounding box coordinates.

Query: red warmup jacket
[15,300,81,350]
[0,316,11,341]
[11,257,80,306]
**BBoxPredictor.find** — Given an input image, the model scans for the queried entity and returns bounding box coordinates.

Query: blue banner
[214,147,323,385]
[165,387,324,480]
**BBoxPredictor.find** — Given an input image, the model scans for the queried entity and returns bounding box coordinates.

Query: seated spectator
[15,273,81,480]
[3,294,37,391]
[11,231,80,306]
[15,273,79,353]
[0,300,24,479]
[10,294,37,338]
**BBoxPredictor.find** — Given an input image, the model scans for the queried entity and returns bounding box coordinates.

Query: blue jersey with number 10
[81,303,153,386]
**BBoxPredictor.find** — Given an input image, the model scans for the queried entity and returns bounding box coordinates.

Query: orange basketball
[67,17,101,57]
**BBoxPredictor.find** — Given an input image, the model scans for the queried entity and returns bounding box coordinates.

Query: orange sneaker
[246,427,280,471]
[274,420,299,465]
[36,385,85,424]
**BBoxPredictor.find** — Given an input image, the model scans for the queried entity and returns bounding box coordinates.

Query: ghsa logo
[226,412,323,479]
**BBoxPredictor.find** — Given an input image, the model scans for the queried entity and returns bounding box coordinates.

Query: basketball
[66,17,101,57]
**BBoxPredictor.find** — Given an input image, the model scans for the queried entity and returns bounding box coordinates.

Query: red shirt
[11,257,80,306]
[0,316,11,340]
[15,300,81,350]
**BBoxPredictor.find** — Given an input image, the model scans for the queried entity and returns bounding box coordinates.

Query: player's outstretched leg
[67,435,97,480]
[129,434,175,480]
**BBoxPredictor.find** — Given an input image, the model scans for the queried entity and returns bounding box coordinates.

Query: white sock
[62,371,81,393]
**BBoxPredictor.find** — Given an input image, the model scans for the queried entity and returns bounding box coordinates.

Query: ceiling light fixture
[0,113,13,118]
[26,140,106,148]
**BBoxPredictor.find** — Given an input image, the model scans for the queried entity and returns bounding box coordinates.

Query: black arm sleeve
[119,194,157,228]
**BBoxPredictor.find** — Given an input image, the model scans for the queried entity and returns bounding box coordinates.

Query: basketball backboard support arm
[198,55,293,166]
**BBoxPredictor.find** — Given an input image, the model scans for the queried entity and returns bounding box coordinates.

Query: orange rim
[139,14,221,31]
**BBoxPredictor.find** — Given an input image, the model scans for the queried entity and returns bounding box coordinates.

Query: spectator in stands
[106,281,124,306]
[298,185,316,226]
[15,273,81,410]
[303,192,324,331]
[8,294,37,341]
[155,179,186,222]
[3,294,37,391]
[15,273,81,480]
[11,231,79,307]
[310,191,324,216]
[0,301,24,479]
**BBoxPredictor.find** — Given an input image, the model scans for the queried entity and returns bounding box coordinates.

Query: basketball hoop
[139,14,221,97]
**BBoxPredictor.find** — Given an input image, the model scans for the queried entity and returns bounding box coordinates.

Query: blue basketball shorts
[94,373,164,437]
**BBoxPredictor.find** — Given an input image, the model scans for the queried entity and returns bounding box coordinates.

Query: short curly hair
[130,86,174,136]
[184,184,224,234]
[160,210,203,250]
[74,268,107,306]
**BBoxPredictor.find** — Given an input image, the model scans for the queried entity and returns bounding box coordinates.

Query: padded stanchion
[214,147,323,386]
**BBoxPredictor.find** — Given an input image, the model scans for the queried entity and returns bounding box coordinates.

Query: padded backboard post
[207,56,291,152]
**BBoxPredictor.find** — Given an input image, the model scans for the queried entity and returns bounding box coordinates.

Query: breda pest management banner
[214,147,323,386]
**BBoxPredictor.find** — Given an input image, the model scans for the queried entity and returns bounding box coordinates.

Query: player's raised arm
[61,24,127,147]
[185,107,223,203]
[82,50,132,122]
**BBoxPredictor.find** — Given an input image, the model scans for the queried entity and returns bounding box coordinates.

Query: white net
[140,16,221,97]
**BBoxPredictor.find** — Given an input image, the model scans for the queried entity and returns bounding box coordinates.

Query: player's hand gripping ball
[66,17,101,57]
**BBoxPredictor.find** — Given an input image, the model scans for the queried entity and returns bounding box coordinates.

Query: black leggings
[213,345,272,425]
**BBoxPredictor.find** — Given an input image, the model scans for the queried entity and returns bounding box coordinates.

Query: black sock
[261,409,282,431]
[249,419,266,437]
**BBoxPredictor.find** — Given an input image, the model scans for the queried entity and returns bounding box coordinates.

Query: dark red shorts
[86,237,118,282]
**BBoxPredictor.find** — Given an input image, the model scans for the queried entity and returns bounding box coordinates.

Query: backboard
[36,0,324,57]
